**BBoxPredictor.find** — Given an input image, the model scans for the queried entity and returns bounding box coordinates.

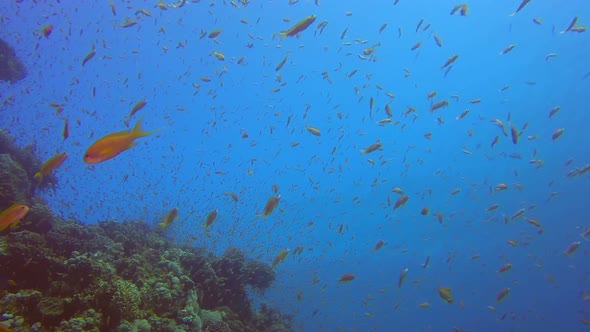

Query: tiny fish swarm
[0,134,292,332]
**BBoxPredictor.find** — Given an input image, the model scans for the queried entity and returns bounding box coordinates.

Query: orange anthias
[272,248,289,269]
[41,24,53,38]
[338,273,355,283]
[262,195,281,218]
[83,118,157,164]
[0,203,29,232]
[278,15,316,39]
[35,152,68,183]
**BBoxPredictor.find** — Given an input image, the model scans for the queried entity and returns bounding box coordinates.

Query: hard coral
[0,289,42,321]
[0,230,64,290]
[46,219,120,258]
[20,197,59,234]
[252,303,294,332]
[0,129,294,331]
[97,279,142,326]
[0,129,44,189]
[203,320,231,332]
[99,220,171,256]
[38,296,66,325]
[0,38,26,83]
[57,309,103,332]
[0,153,30,207]
[243,259,275,291]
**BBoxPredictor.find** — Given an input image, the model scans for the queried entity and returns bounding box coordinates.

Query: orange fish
[125,99,148,126]
[510,123,519,144]
[41,24,53,38]
[338,273,355,283]
[35,152,68,184]
[430,100,449,112]
[491,135,499,148]
[496,287,510,302]
[204,209,218,228]
[398,268,409,288]
[438,287,454,303]
[262,195,281,218]
[564,241,580,255]
[510,0,532,16]
[272,248,289,269]
[552,128,565,141]
[500,44,516,55]
[498,263,512,273]
[422,256,431,268]
[393,195,409,210]
[441,54,459,70]
[0,203,29,232]
[486,204,499,211]
[277,15,317,39]
[361,141,382,155]
[420,206,430,215]
[208,29,222,38]
[62,118,69,140]
[120,18,137,28]
[373,240,385,251]
[223,192,239,202]
[158,208,178,228]
[81,48,96,66]
[83,118,157,164]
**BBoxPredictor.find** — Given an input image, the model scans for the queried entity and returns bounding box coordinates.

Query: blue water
[2,0,590,331]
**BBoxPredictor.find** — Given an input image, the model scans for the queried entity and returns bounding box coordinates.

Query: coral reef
[0,38,26,83]
[0,129,293,331]
[0,154,30,206]
[0,129,53,196]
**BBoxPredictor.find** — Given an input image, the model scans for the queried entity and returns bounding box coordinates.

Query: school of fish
[1,0,590,331]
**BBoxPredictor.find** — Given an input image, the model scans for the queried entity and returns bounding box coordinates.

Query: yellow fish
[272,248,289,269]
[204,209,218,228]
[438,287,454,303]
[262,195,281,218]
[35,152,68,184]
[0,323,12,332]
[277,15,317,39]
[159,208,178,228]
[0,203,29,232]
[84,118,157,164]
[305,126,321,136]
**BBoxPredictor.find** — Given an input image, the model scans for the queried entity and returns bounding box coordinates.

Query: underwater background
[1,0,590,331]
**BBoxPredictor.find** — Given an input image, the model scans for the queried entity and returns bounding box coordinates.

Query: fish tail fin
[10,221,19,230]
[132,117,158,138]
[34,172,42,184]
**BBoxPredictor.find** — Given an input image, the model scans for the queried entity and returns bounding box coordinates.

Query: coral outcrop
[0,130,293,331]
[0,38,26,83]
